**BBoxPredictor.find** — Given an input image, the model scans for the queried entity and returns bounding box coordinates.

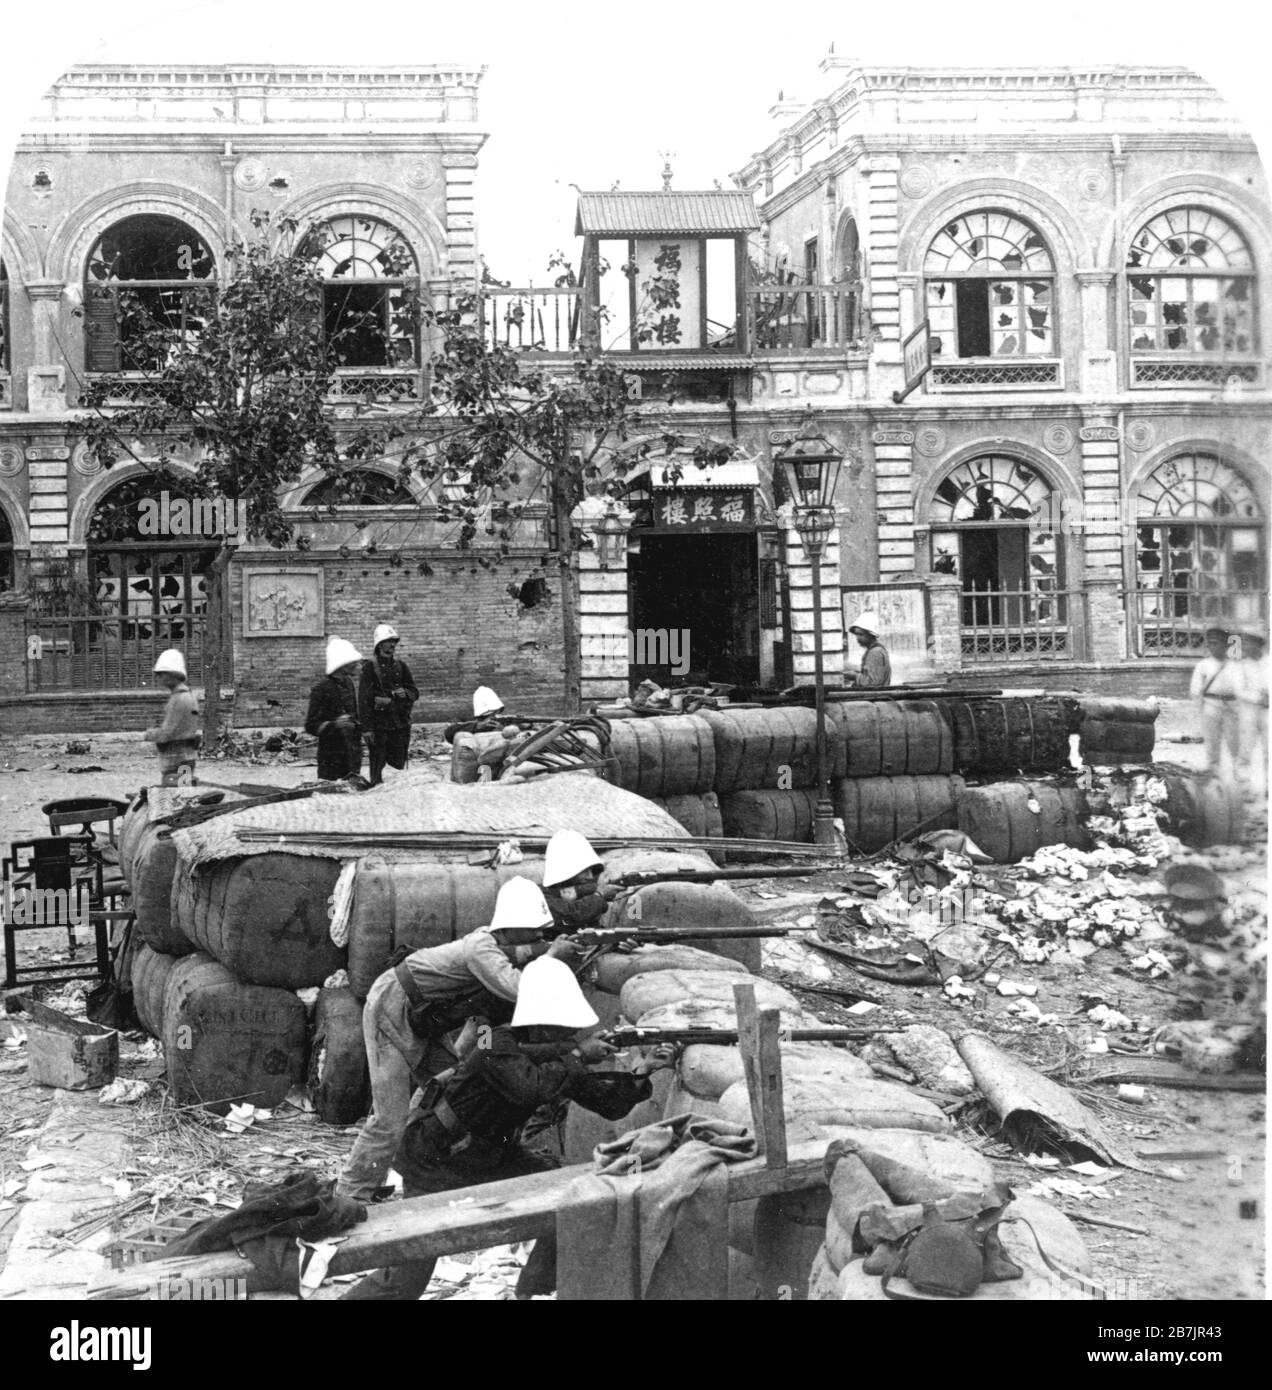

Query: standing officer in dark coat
[340,956,657,1301]
[359,624,420,787]
[304,637,364,781]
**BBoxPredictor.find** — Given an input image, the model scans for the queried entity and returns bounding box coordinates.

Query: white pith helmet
[543,829,604,889]
[488,876,554,934]
[473,685,504,717]
[326,637,363,675]
[511,956,599,1029]
[153,649,187,678]
[372,624,399,649]
[849,612,879,638]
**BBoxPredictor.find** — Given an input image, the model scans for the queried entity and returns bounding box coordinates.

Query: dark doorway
[627,533,760,688]
[961,526,1030,627]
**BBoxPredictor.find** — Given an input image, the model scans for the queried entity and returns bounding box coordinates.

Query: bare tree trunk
[551,470,582,714]
[202,544,233,746]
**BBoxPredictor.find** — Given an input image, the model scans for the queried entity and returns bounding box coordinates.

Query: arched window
[0,503,14,592]
[87,474,217,680]
[300,216,418,369]
[1132,453,1266,652]
[1126,208,1255,357]
[301,469,415,508]
[924,211,1055,359]
[927,455,1068,658]
[84,215,215,374]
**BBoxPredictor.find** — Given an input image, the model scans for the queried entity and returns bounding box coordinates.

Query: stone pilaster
[864,156,900,345]
[787,527,844,683]
[1075,270,1116,396]
[1077,415,1124,576]
[872,426,915,579]
[25,442,70,553]
[577,545,629,704]
[927,576,963,674]
[24,281,68,413]
[442,155,478,283]
[1082,571,1127,663]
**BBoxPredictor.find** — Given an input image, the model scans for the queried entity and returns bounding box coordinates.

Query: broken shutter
[84,286,121,373]
[760,556,779,629]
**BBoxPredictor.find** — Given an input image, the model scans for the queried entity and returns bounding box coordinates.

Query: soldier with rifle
[341,956,663,1300]
[336,877,577,1204]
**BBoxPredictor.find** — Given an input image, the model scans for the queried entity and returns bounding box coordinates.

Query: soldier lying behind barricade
[143,648,202,786]
[336,877,578,1205]
[443,685,513,744]
[340,956,666,1301]
[305,637,366,782]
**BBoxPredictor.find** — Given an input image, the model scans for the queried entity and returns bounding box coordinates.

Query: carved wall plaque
[872,430,915,446]
[243,568,324,638]
[1080,426,1120,442]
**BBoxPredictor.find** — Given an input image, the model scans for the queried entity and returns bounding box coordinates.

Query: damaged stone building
[1,61,1268,728]
[0,64,567,731]
[563,62,1270,703]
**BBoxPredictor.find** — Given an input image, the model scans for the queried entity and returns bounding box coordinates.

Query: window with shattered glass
[924,212,1055,358]
[1134,454,1265,614]
[302,216,418,368]
[0,259,9,373]
[1126,208,1255,355]
[927,456,1065,623]
[0,502,13,593]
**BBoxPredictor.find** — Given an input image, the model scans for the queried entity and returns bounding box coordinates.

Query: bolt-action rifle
[602,1025,879,1049]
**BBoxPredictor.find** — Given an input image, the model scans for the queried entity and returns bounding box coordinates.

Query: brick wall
[0,690,166,734]
[0,599,25,697]
[229,552,567,724]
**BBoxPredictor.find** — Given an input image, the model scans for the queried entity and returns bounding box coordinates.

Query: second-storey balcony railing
[480,287,582,354]
[750,282,864,354]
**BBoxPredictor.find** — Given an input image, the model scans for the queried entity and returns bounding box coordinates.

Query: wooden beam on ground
[86,1140,829,1300]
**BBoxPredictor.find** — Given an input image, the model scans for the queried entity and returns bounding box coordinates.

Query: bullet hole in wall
[32,170,52,189]
[512,575,549,610]
[269,176,290,193]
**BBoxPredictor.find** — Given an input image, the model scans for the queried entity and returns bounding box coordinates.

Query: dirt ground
[0,700,1265,1301]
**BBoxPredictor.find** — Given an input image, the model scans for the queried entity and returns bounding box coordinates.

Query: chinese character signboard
[653,490,754,531]
[892,320,932,404]
[632,239,703,351]
[842,582,933,681]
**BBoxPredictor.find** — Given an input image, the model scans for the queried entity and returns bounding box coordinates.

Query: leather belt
[431,1096,472,1155]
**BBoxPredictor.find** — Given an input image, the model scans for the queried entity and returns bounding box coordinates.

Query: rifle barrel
[605,1027,871,1046]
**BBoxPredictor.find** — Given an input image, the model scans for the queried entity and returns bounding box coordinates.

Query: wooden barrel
[719,789,818,843]
[1162,774,1245,848]
[175,852,346,989]
[834,774,965,853]
[131,942,178,1038]
[701,707,818,793]
[308,986,371,1126]
[606,715,717,797]
[346,856,547,1001]
[958,779,1089,862]
[161,952,307,1115]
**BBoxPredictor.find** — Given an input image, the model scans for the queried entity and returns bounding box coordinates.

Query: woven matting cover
[172,770,690,869]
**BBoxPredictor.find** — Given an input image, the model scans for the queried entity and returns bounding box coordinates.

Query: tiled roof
[575,191,760,236]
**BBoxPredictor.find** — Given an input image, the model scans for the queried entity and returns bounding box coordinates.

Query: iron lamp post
[776,420,845,849]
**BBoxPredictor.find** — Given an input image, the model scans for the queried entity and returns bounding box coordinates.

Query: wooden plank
[733,980,762,1157]
[87,1143,828,1300]
[757,1008,788,1170]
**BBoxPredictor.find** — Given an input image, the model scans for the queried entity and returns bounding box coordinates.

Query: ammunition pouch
[394,964,512,1041]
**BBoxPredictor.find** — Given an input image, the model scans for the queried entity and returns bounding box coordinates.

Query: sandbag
[450,730,511,783]
[882,1025,976,1096]
[937,696,1079,775]
[1162,773,1246,848]
[308,986,371,1126]
[1078,698,1158,725]
[175,853,346,988]
[590,944,749,995]
[605,876,762,973]
[633,999,826,1034]
[346,856,546,1000]
[620,969,800,1022]
[161,952,307,1115]
[131,941,178,1038]
[130,826,197,955]
[680,1039,874,1102]
[701,707,818,792]
[1080,718,1156,762]
[718,1075,950,1137]
[605,716,717,797]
